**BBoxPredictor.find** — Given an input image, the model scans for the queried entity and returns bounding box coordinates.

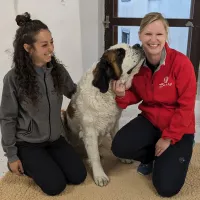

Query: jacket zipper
[151,70,160,128]
[44,73,51,140]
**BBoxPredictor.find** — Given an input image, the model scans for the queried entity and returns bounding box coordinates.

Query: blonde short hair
[139,12,169,36]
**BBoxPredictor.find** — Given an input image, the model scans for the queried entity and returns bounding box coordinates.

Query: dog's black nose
[132,43,141,48]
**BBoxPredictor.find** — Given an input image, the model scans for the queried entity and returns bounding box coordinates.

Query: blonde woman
[111,12,196,197]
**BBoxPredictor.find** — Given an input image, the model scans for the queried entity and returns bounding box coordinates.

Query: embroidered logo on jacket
[159,76,172,88]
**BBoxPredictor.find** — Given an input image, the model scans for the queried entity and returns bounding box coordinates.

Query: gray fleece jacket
[0,64,76,163]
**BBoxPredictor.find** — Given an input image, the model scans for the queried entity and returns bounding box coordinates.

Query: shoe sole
[137,171,152,176]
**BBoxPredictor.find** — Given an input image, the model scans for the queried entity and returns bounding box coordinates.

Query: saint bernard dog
[62,43,144,187]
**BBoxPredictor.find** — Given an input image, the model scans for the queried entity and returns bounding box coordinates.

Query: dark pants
[16,136,87,196]
[111,115,194,197]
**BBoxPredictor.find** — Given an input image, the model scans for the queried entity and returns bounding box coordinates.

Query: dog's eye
[127,67,134,74]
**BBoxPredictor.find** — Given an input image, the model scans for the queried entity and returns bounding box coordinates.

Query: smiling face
[139,20,167,61]
[24,29,54,66]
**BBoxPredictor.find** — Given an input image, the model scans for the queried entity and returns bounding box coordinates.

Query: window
[105,0,200,80]
[121,29,130,44]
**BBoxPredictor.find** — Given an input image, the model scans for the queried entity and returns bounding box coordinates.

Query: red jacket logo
[159,76,172,88]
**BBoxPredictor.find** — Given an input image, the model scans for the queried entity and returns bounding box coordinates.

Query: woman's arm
[0,72,19,163]
[115,88,141,109]
[162,58,196,144]
[60,66,77,99]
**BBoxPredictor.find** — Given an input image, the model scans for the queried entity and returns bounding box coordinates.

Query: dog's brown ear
[103,48,125,78]
[92,48,125,93]
[92,60,111,93]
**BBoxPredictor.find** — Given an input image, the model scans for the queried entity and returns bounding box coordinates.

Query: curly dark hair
[13,12,63,105]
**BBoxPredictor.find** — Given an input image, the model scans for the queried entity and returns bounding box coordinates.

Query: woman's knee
[111,118,145,158]
[68,162,87,185]
[41,179,67,196]
[34,171,67,196]
[153,178,183,197]
[111,134,124,158]
[71,168,87,185]
[111,134,131,158]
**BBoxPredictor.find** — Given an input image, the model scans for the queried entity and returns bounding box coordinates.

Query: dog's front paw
[120,158,134,164]
[93,172,109,187]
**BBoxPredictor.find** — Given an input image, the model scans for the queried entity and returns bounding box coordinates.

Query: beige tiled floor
[0,100,200,178]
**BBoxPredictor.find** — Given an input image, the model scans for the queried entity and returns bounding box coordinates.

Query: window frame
[104,0,200,79]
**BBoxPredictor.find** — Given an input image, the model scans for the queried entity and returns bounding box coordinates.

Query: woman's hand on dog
[9,159,24,176]
[112,80,126,97]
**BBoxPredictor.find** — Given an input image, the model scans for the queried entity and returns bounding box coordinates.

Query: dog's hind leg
[82,128,109,187]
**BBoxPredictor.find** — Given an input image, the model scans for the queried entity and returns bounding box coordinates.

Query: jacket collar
[34,62,53,77]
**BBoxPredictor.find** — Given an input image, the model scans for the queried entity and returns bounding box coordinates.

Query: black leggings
[111,115,194,197]
[16,136,87,196]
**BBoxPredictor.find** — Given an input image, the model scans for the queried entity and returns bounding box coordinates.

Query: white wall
[0,0,104,109]
[79,0,105,72]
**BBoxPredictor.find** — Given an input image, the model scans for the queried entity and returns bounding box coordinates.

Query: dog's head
[92,43,144,93]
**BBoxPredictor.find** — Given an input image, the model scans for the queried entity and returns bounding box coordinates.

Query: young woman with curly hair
[0,12,87,196]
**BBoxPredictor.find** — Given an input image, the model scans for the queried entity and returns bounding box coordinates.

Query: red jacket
[116,43,196,144]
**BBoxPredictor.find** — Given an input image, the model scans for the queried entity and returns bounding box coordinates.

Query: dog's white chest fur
[68,66,121,139]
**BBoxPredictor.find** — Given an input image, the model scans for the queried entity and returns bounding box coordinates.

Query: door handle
[103,16,110,29]
[185,21,194,28]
